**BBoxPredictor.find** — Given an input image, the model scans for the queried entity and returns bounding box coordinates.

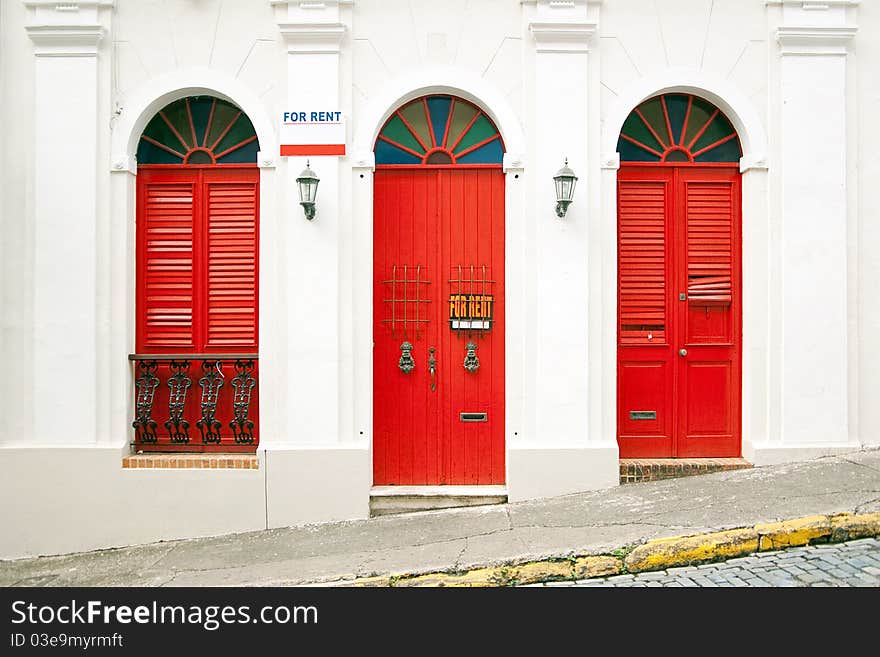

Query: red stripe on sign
[280,144,346,156]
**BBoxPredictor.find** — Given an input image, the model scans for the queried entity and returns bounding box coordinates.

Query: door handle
[428,347,436,391]
[679,348,688,357]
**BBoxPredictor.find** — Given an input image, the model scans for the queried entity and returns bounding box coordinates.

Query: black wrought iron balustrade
[129,354,259,451]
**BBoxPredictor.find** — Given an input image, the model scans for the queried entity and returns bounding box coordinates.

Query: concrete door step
[620,458,752,484]
[370,485,508,517]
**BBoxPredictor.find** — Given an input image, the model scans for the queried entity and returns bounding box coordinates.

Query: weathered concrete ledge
[338,512,880,587]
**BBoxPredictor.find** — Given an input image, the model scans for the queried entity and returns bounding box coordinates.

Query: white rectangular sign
[280,110,346,156]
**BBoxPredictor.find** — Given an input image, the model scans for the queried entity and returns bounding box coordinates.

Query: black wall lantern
[296,160,320,220]
[553,158,577,218]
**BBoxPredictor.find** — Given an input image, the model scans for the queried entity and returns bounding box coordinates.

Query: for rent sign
[280,110,345,156]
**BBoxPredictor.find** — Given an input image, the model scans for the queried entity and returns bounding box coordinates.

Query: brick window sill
[123,454,259,470]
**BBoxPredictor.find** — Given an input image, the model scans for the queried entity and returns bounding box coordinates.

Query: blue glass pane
[375,140,422,165]
[455,138,504,164]
[216,139,260,164]
[664,94,689,146]
[694,138,742,163]
[137,139,183,164]
[189,97,215,148]
[618,137,662,162]
[426,96,452,147]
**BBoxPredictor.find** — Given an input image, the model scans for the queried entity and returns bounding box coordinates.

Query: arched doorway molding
[352,66,525,169]
[601,70,767,171]
[111,67,277,172]
[597,70,770,467]
[107,69,278,447]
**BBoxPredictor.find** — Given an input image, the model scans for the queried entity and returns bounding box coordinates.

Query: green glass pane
[664,149,690,162]
[683,96,717,148]
[380,115,425,154]
[214,113,257,156]
[692,112,735,154]
[399,101,432,149]
[446,101,478,150]
[453,114,498,154]
[206,102,241,150]
[162,100,194,150]
[621,111,664,154]
[142,113,187,154]
[617,136,662,162]
[137,138,184,164]
[187,150,213,164]
[637,97,670,148]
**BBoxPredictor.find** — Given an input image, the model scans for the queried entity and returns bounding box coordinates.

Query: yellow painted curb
[755,515,831,550]
[350,575,392,587]
[571,555,622,579]
[511,561,572,585]
[395,566,501,587]
[830,512,880,541]
[624,528,759,573]
[340,512,880,587]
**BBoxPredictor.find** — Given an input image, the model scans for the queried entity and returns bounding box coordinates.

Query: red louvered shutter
[686,182,732,305]
[618,179,668,344]
[677,170,740,457]
[203,171,259,351]
[136,168,258,354]
[137,172,198,351]
[617,170,674,456]
[617,167,741,458]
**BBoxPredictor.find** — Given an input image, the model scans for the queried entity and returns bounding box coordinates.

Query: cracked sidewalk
[2,448,879,587]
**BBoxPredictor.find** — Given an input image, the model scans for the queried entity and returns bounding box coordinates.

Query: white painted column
[597,156,620,452]
[773,4,857,452]
[740,165,771,456]
[254,160,285,445]
[25,1,111,445]
[509,1,616,501]
[275,2,345,445]
[350,154,375,449]
[529,4,594,445]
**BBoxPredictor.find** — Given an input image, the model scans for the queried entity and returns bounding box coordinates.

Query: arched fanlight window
[375,94,504,166]
[618,93,742,164]
[136,96,259,165]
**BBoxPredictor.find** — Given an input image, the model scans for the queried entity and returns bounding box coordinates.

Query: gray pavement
[528,538,880,587]
[1,448,879,587]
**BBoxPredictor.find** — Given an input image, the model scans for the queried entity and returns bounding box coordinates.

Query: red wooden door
[617,166,741,457]
[136,167,259,450]
[373,169,505,485]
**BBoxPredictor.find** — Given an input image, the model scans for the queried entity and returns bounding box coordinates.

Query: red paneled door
[373,169,505,485]
[617,166,741,457]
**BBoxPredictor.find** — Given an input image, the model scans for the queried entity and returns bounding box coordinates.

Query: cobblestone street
[528,538,880,587]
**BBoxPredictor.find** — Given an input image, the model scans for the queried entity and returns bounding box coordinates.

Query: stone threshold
[620,458,751,484]
[370,485,508,517]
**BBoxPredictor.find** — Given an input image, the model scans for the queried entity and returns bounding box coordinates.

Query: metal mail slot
[460,412,488,422]
[629,410,657,420]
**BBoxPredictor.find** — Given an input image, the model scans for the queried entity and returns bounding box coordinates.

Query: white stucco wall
[857,1,880,447]
[0,0,875,559]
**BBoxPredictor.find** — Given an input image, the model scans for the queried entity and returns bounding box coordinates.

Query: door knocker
[463,341,480,373]
[399,342,415,374]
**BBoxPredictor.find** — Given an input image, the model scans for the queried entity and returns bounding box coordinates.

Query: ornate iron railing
[129,354,258,452]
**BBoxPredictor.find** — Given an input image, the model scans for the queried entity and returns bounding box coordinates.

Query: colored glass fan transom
[137,96,260,165]
[618,93,742,164]
[375,95,504,166]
